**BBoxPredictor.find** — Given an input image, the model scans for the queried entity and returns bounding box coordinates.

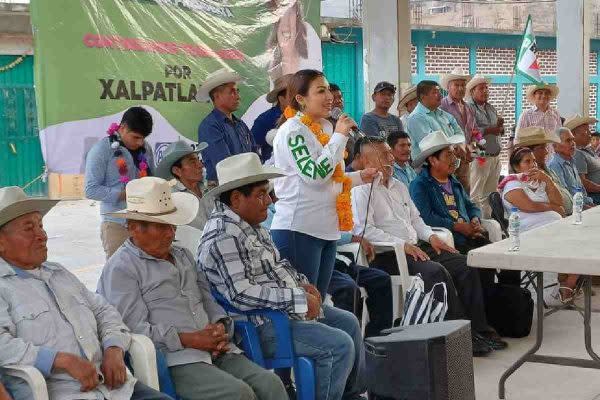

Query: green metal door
[0,55,46,196]
[322,31,364,122]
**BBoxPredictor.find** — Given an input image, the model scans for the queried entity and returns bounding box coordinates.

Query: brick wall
[476,47,515,75]
[591,52,597,75]
[411,45,417,74]
[536,50,557,76]
[488,84,516,167]
[424,45,469,75]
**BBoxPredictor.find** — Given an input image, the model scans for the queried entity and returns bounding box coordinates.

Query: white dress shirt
[351,176,435,247]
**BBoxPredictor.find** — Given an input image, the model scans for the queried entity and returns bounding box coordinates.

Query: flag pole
[499,71,515,119]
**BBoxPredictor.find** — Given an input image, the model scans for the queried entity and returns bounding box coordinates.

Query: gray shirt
[467,100,501,155]
[0,258,134,400]
[97,239,239,367]
[360,112,404,137]
[574,147,600,184]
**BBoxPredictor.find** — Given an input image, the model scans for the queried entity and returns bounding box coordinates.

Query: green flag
[515,15,543,84]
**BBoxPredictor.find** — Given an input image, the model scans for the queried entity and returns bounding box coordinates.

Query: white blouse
[271,115,363,240]
[502,180,561,232]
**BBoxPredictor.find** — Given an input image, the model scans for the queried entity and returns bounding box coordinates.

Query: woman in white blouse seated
[499,147,579,301]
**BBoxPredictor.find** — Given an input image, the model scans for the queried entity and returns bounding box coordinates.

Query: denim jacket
[409,168,481,245]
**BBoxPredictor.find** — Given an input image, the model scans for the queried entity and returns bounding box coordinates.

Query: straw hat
[196,68,242,103]
[207,153,285,196]
[563,114,598,131]
[525,83,559,104]
[155,140,208,180]
[440,67,471,91]
[413,131,465,168]
[0,187,58,228]
[513,126,561,148]
[266,74,293,104]
[397,86,417,114]
[466,74,492,98]
[105,177,198,225]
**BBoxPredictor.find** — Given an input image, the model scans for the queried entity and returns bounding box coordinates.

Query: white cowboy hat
[514,126,561,148]
[155,140,208,180]
[563,114,598,131]
[196,68,242,103]
[525,83,559,104]
[105,177,198,225]
[466,74,492,98]
[0,187,59,228]
[265,129,278,147]
[440,67,471,91]
[413,131,465,168]
[397,86,417,114]
[207,152,285,196]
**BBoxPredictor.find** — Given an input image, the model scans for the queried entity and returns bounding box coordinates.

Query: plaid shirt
[197,201,310,325]
[518,107,561,133]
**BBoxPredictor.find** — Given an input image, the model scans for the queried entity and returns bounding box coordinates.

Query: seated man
[351,137,505,356]
[360,81,403,137]
[198,153,365,400]
[0,186,169,400]
[547,127,595,207]
[567,114,600,204]
[386,131,417,187]
[98,177,286,400]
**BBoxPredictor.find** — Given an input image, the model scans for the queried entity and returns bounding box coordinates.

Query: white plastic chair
[0,334,159,400]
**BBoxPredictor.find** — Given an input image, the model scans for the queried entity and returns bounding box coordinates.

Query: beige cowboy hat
[105,177,198,225]
[440,67,471,91]
[514,126,561,148]
[266,74,293,104]
[397,86,417,114]
[196,68,242,103]
[525,83,559,104]
[0,187,58,228]
[466,74,492,98]
[155,140,208,180]
[207,152,285,196]
[413,131,465,168]
[563,114,598,131]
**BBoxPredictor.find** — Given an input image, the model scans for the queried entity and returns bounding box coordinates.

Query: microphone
[330,107,365,139]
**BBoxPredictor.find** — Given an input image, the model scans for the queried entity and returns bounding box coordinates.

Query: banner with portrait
[30,0,321,173]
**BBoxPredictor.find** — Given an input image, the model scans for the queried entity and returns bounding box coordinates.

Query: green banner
[31,0,321,173]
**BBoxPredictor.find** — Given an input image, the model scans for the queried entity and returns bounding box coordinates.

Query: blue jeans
[258,305,366,400]
[271,230,337,297]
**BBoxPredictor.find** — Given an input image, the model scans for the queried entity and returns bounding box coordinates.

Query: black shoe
[476,331,508,351]
[472,333,492,357]
[285,383,297,400]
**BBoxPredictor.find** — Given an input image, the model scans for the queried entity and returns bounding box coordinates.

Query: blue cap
[511,207,518,212]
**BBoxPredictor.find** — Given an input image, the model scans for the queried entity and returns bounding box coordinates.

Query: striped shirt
[197,201,310,325]
[518,107,561,133]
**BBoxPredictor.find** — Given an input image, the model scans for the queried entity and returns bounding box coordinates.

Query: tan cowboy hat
[563,114,598,131]
[105,177,198,225]
[397,86,417,114]
[196,68,242,103]
[155,140,208,180]
[266,74,293,104]
[207,152,285,196]
[466,74,492,98]
[0,187,58,228]
[525,83,559,104]
[514,126,561,148]
[440,67,471,91]
[413,131,465,168]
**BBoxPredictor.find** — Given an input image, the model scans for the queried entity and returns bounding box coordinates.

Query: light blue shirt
[547,153,594,205]
[406,102,465,160]
[392,162,417,188]
[84,137,155,225]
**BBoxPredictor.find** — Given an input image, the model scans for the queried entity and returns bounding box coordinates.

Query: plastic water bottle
[573,187,584,225]
[508,207,520,252]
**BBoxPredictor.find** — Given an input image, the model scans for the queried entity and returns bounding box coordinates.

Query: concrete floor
[44,200,600,400]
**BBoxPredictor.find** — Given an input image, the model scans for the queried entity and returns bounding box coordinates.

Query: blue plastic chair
[211,290,316,400]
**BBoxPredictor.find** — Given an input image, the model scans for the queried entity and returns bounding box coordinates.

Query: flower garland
[471,128,487,166]
[284,106,354,231]
[107,123,148,184]
[0,55,25,73]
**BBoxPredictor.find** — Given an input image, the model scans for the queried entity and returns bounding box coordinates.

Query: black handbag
[485,283,534,338]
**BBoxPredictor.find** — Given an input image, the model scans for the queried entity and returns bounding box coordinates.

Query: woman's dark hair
[329,83,341,92]
[276,69,325,127]
[219,180,269,206]
[120,106,153,137]
[267,1,308,81]
[416,80,439,101]
[509,147,534,172]
[386,131,410,148]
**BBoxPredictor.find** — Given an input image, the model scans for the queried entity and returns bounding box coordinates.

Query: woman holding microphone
[271,69,378,297]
